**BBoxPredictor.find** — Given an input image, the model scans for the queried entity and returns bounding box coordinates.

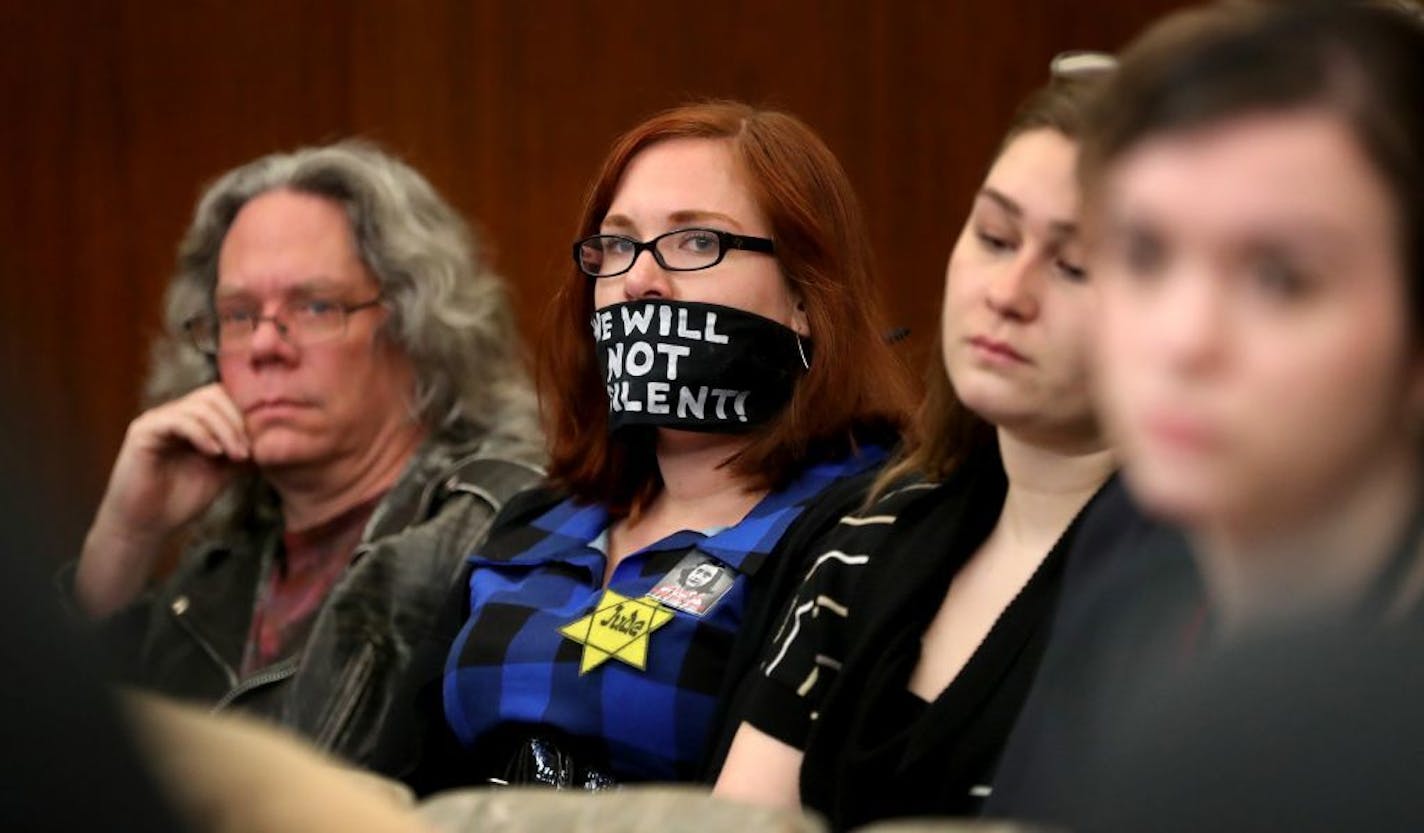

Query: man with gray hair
[73,141,544,774]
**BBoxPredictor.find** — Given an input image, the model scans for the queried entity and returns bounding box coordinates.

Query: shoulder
[863,471,944,519]
[762,468,943,607]
[772,449,904,548]
[434,453,545,515]
[402,429,547,523]
[785,474,940,600]
[485,484,567,532]
[428,426,545,494]
[465,485,574,562]
[800,472,941,559]
[356,432,548,565]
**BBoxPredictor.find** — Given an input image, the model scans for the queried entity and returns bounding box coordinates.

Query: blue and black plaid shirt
[442,447,886,782]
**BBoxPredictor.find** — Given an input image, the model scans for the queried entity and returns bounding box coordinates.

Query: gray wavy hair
[147,140,538,451]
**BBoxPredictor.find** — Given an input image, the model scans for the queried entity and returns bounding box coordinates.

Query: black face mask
[592,299,810,434]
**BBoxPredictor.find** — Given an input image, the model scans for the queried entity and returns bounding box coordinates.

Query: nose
[985,253,1041,321]
[245,313,300,364]
[1147,263,1227,377]
[620,248,674,302]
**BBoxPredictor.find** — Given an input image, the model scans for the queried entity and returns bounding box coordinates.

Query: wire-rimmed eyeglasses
[183,296,384,356]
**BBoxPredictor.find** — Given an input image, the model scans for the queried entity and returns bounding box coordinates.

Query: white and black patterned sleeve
[739,477,934,748]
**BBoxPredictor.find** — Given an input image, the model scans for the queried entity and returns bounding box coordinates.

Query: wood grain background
[0,0,1186,555]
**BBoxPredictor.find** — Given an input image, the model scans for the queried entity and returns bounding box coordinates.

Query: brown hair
[871,66,1114,498]
[1079,0,1424,324]
[540,101,913,516]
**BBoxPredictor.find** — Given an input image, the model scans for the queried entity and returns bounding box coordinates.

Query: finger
[183,405,249,462]
[186,392,250,460]
[153,410,227,459]
[193,384,247,440]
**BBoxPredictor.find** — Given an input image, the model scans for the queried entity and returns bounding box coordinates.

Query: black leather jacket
[100,431,543,775]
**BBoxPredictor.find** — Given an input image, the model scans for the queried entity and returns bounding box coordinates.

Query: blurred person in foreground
[70,141,544,776]
[1,398,187,833]
[985,3,1424,828]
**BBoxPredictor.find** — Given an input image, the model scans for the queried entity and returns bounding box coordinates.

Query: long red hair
[540,101,913,515]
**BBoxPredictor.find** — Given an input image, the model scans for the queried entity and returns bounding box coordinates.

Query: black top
[741,444,1120,830]
[982,484,1200,824]
[1082,623,1424,833]
[985,484,1424,829]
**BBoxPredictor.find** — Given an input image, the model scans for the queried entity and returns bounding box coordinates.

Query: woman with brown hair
[1087,0,1424,637]
[713,57,1120,829]
[986,3,1424,827]
[429,101,913,787]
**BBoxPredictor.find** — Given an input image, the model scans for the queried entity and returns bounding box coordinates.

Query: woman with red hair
[429,101,912,787]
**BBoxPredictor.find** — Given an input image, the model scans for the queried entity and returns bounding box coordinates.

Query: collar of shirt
[472,445,889,577]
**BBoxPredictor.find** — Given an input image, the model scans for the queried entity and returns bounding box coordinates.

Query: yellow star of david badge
[558,589,675,674]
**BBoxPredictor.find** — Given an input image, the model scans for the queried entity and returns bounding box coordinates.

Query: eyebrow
[1108,205,1352,255]
[979,188,1022,219]
[601,209,746,233]
[979,188,1078,238]
[214,278,348,301]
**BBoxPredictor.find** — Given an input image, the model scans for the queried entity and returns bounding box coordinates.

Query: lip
[244,399,313,416]
[966,335,1031,365]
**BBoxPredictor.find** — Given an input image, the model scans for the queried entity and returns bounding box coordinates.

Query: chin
[965,403,1062,442]
[956,386,1026,426]
[1120,458,1229,529]
[249,431,331,471]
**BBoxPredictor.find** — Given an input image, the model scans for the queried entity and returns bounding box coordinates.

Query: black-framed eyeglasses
[183,296,384,356]
[573,227,776,278]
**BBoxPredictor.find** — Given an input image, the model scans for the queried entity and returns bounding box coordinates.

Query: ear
[790,295,810,338]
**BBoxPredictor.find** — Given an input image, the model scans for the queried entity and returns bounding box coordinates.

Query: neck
[644,429,765,528]
[268,421,427,532]
[993,427,1116,556]
[1196,450,1422,634]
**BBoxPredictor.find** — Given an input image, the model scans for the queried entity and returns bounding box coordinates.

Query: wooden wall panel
[0,0,1186,557]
